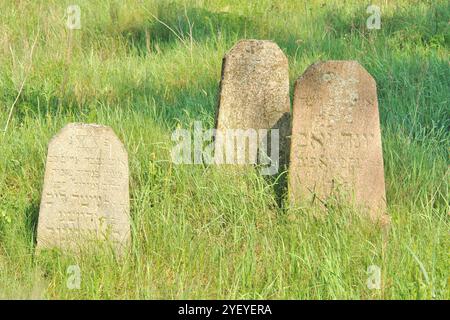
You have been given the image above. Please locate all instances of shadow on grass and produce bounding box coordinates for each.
[24,199,40,247]
[9,1,447,126]
[4,2,448,217]
[121,3,254,55]
[264,112,291,209]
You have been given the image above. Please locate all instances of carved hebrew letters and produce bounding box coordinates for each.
[37,123,130,253]
[289,61,387,220]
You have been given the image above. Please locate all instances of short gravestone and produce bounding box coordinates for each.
[36,123,131,253]
[289,61,388,222]
[214,39,290,172]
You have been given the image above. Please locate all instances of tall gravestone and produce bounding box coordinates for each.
[214,39,290,172]
[289,61,388,222]
[36,123,131,253]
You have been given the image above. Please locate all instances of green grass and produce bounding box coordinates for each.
[0,0,448,299]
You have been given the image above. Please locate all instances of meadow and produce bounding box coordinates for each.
[0,0,448,299]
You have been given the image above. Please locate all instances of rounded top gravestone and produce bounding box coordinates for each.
[36,123,131,254]
[216,39,290,131]
[214,40,291,170]
[289,61,389,224]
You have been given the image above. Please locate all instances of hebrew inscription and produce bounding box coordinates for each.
[289,61,387,220]
[37,123,130,253]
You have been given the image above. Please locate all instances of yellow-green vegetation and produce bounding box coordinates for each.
[0,0,448,299]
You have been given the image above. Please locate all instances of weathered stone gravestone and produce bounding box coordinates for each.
[214,39,290,175]
[289,61,388,222]
[36,123,130,253]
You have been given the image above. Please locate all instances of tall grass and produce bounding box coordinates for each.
[0,0,448,299]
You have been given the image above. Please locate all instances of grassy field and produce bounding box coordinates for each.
[0,0,448,299]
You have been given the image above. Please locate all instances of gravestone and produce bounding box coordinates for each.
[289,61,387,222]
[214,39,290,172]
[36,123,130,253]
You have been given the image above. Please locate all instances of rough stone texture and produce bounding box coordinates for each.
[289,61,387,221]
[36,123,130,253]
[215,39,291,167]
